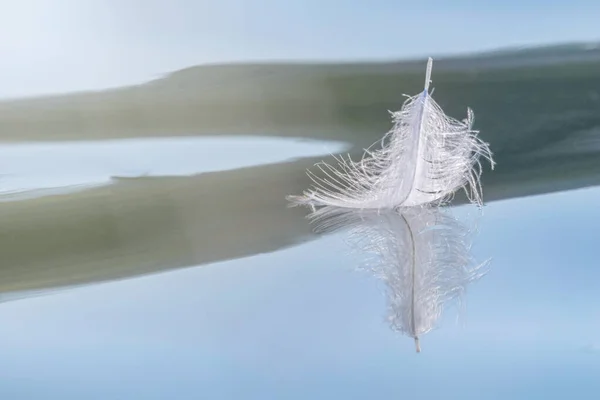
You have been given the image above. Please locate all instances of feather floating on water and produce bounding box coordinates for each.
[287,58,495,210]
[309,205,488,352]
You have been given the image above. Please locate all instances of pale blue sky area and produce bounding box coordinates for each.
[0,186,598,398]
[0,0,599,97]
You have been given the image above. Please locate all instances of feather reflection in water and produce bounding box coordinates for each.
[309,205,488,352]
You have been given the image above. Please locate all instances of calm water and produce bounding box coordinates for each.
[0,137,346,199]
[0,135,597,399]
[0,44,599,399]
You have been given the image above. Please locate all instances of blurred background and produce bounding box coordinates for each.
[0,1,599,399]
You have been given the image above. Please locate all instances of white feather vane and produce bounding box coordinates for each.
[287,58,495,210]
[308,205,488,353]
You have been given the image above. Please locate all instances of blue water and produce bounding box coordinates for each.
[0,136,346,200]
[0,184,598,399]
[0,42,599,399]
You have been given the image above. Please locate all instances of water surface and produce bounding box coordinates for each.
[0,45,599,399]
[0,136,345,198]
[0,186,598,399]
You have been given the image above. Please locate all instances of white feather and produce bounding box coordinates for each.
[309,205,488,352]
[287,58,495,210]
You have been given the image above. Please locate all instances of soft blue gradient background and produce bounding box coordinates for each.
[1,1,599,398]
[1,0,599,97]
[0,187,598,399]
